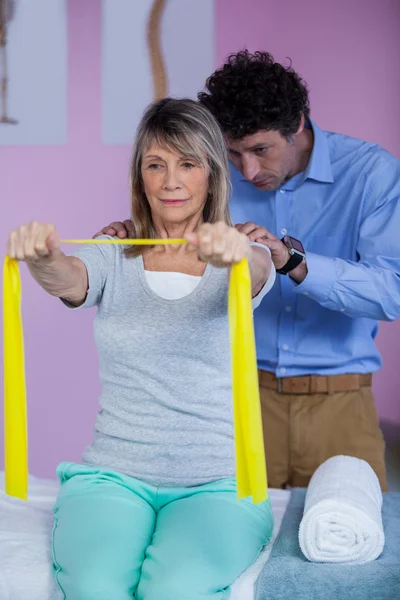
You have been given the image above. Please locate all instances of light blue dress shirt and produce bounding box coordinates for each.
[230,121,400,376]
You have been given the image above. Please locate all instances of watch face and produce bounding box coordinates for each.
[287,236,305,253]
[278,235,305,274]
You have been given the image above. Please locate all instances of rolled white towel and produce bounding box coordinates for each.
[298,455,384,564]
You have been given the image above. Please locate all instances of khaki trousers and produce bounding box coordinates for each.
[259,382,387,491]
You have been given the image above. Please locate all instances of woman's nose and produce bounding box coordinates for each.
[162,168,181,190]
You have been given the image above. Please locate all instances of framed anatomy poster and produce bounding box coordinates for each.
[0,0,67,145]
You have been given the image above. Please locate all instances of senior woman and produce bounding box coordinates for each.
[6,98,275,600]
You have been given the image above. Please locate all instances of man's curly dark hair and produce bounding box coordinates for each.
[198,50,310,140]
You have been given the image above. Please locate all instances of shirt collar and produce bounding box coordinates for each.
[304,119,334,184]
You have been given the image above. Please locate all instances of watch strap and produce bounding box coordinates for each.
[276,251,304,275]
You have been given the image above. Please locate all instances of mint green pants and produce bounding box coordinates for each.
[52,462,273,600]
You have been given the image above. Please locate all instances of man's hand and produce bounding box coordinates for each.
[235,222,289,269]
[93,220,135,239]
[235,222,308,283]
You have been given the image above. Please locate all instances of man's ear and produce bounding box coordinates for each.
[296,114,306,135]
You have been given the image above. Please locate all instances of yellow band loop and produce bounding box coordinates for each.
[3,239,267,503]
[3,256,28,501]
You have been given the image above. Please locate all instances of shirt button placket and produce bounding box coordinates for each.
[275,187,294,376]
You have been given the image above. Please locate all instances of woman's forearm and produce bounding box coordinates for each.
[27,254,88,305]
[7,222,89,305]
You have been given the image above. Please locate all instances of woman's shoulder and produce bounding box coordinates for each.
[92,234,134,261]
[67,235,137,272]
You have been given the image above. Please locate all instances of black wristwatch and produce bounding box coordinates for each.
[276,235,306,275]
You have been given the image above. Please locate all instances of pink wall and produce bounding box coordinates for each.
[1,0,399,478]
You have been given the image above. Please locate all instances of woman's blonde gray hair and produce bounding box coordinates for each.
[126,97,231,257]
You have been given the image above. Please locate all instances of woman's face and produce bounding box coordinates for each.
[141,143,210,227]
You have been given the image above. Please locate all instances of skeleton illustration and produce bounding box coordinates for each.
[147,0,168,100]
[0,0,17,124]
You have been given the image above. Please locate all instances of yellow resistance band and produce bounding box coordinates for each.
[3,238,267,503]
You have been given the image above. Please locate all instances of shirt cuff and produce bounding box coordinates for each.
[250,242,276,309]
[293,252,337,301]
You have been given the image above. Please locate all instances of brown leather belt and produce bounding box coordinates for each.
[258,370,372,395]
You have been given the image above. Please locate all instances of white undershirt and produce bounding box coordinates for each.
[144,243,276,308]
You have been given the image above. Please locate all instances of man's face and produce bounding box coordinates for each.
[226,130,297,192]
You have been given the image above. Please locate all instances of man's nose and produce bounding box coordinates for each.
[241,155,260,182]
